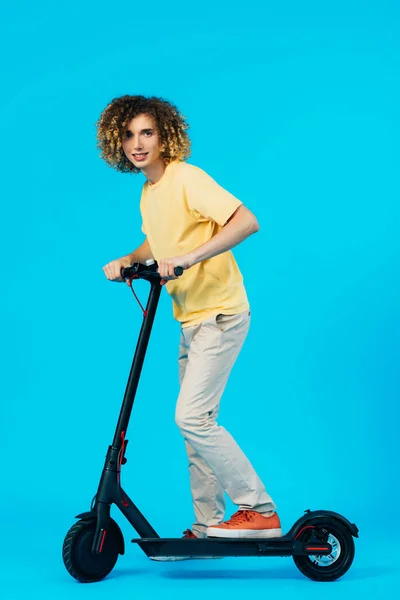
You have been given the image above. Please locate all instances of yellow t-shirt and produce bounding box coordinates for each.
[139,160,250,327]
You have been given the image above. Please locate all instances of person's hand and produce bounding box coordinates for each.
[103,256,132,285]
[158,255,193,286]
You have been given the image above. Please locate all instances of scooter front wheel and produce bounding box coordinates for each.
[62,518,121,583]
[293,518,355,581]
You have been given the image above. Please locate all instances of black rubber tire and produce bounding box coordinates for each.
[62,518,121,583]
[293,518,355,581]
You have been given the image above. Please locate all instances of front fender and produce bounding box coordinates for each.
[74,511,125,555]
[75,510,97,520]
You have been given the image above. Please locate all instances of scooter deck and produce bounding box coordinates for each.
[131,535,332,557]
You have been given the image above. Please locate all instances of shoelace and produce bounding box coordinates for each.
[225,510,256,525]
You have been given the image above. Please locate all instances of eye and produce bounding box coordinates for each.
[143,131,152,137]
[124,131,133,139]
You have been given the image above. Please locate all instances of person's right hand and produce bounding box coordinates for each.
[102,256,132,284]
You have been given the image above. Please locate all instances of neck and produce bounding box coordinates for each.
[141,158,166,185]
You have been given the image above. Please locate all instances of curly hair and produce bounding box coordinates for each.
[95,95,191,174]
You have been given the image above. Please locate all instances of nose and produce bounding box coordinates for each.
[133,135,144,151]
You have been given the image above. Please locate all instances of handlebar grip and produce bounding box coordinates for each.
[120,262,184,280]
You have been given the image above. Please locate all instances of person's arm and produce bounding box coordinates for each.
[126,237,154,264]
[187,204,259,266]
[157,204,259,284]
[103,237,154,283]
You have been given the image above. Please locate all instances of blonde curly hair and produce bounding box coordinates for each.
[95,95,191,173]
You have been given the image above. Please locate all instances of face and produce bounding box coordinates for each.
[121,113,163,169]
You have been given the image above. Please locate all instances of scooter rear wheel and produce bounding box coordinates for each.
[62,518,121,583]
[293,518,355,581]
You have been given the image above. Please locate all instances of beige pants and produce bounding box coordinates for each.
[176,310,276,538]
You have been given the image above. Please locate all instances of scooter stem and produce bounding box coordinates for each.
[112,279,162,446]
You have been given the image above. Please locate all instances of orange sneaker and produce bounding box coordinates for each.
[150,529,224,562]
[206,510,283,539]
[182,529,197,539]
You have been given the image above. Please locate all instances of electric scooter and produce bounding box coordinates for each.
[62,259,359,583]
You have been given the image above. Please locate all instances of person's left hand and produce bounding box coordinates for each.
[158,255,193,286]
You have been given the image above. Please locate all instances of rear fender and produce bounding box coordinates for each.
[288,509,359,539]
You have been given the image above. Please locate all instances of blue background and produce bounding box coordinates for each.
[1,0,399,598]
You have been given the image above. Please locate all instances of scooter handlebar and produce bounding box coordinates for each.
[121,260,183,281]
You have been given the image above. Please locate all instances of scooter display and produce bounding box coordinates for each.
[62,259,359,583]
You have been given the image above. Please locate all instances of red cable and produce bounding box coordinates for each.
[126,278,148,317]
